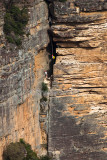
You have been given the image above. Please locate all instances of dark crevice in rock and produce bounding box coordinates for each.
[45,0,58,78]
[46,37,57,77]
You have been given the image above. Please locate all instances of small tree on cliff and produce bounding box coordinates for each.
[3,140,51,160]
[3,142,26,160]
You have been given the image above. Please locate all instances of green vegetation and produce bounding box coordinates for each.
[40,155,51,160]
[3,139,51,160]
[42,82,48,92]
[40,96,47,102]
[20,139,38,160]
[3,5,29,46]
[3,142,26,160]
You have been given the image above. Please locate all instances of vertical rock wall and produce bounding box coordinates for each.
[0,0,49,159]
[48,0,107,159]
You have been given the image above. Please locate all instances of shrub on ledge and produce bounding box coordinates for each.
[42,82,48,92]
[40,96,47,102]
[3,139,51,160]
[3,142,26,160]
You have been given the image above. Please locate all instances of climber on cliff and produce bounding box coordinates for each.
[45,71,48,79]
[52,54,55,60]
[52,54,56,64]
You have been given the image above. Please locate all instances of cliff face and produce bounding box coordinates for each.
[48,0,107,159]
[0,0,49,159]
[0,0,107,160]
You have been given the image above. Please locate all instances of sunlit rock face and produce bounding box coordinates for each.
[0,0,49,159]
[48,0,107,159]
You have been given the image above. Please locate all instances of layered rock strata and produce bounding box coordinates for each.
[48,0,107,160]
[0,0,49,159]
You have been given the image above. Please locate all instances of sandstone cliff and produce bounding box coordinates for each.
[48,0,107,159]
[0,0,49,159]
[0,0,107,160]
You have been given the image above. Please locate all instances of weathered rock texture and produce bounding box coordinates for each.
[0,0,49,159]
[48,0,107,159]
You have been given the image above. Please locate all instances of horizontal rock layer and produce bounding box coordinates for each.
[48,0,107,160]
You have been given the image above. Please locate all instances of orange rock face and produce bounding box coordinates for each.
[48,0,107,160]
[0,48,49,159]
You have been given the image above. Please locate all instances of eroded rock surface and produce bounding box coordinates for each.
[48,0,107,159]
[0,0,49,159]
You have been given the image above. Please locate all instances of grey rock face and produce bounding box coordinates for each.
[0,0,49,158]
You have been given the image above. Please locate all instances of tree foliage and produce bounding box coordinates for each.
[3,5,29,46]
[3,140,51,160]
